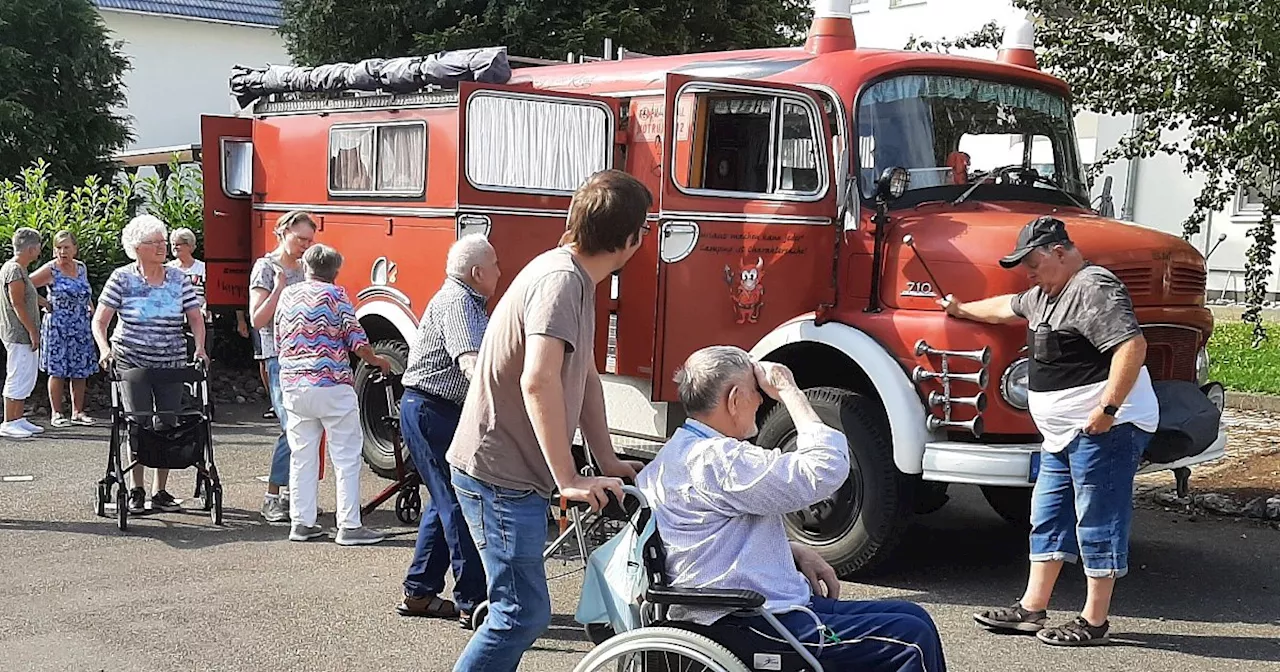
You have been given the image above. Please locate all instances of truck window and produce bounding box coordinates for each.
[465,94,611,193]
[222,139,252,198]
[676,91,824,197]
[329,122,426,196]
[856,74,1087,206]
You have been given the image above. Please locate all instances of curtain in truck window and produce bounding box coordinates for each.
[329,128,375,192]
[465,95,610,193]
[376,124,426,192]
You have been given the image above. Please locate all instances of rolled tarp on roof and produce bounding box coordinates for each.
[229,46,513,108]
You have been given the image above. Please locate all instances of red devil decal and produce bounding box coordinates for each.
[724,257,765,324]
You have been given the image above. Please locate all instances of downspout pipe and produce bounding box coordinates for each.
[1121,113,1143,221]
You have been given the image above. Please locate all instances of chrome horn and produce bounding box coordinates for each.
[912,366,989,389]
[925,415,985,437]
[928,390,987,412]
[915,339,992,366]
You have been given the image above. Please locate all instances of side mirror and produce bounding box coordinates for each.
[833,135,849,219]
[876,167,910,203]
[1097,175,1115,218]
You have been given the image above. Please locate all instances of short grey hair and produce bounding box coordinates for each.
[11,227,41,255]
[674,345,756,415]
[121,215,167,260]
[446,234,495,279]
[302,243,343,282]
[169,227,197,248]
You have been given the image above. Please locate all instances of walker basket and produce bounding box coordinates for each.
[129,415,207,470]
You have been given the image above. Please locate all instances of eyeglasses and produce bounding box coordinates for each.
[138,239,166,247]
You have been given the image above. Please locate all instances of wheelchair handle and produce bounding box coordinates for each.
[605,484,649,511]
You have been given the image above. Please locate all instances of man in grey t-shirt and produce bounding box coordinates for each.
[0,228,45,439]
[941,216,1156,647]
[248,211,315,522]
[446,171,651,672]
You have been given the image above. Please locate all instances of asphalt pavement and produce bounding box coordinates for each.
[0,405,1276,671]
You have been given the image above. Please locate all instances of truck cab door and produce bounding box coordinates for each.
[651,74,840,401]
[456,83,622,370]
[200,115,254,308]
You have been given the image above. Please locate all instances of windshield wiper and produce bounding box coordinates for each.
[951,164,1090,211]
[951,164,1022,206]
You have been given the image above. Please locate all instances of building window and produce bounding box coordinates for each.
[674,90,826,198]
[465,94,611,193]
[890,0,927,7]
[329,122,426,196]
[221,139,252,198]
[1234,166,1276,218]
[851,0,871,12]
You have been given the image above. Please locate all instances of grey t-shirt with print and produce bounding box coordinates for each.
[0,260,39,345]
[1010,263,1142,393]
[249,253,306,360]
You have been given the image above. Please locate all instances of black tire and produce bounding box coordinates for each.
[211,485,224,526]
[354,340,410,480]
[116,486,129,531]
[94,483,107,518]
[981,485,1033,530]
[755,387,912,577]
[201,477,215,512]
[396,487,422,525]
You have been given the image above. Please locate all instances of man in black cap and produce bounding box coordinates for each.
[939,215,1159,647]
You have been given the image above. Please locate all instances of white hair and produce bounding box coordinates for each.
[169,227,197,248]
[674,346,756,415]
[446,234,495,280]
[122,214,167,261]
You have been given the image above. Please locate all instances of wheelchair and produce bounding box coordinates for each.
[573,486,826,672]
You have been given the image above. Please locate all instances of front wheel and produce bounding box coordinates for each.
[354,340,410,480]
[981,485,1032,530]
[755,387,913,577]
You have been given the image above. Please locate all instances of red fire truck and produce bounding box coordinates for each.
[199,1,1227,575]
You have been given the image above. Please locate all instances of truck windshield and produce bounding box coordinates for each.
[857,74,1088,206]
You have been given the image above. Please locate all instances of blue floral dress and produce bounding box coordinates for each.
[40,261,98,379]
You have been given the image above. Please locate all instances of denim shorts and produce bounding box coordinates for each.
[1029,422,1152,578]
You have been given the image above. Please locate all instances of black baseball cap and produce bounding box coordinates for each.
[999,216,1072,269]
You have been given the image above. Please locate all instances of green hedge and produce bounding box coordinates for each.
[1207,321,1280,396]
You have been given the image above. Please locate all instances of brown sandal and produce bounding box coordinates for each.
[397,594,459,619]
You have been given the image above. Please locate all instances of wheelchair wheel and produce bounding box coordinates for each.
[116,486,129,531]
[395,487,422,525]
[469,600,489,631]
[573,626,750,672]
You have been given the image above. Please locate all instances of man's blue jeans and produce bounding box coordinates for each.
[400,389,486,612]
[265,357,290,487]
[735,597,947,672]
[451,467,551,672]
[1030,422,1152,578]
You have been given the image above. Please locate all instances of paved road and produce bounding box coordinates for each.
[1,405,1276,671]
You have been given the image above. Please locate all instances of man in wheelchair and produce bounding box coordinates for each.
[635,346,947,671]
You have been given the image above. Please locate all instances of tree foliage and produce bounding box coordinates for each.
[909,1,1280,342]
[0,0,132,186]
[280,0,814,66]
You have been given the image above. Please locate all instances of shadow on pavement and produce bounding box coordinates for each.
[0,507,287,549]
[1111,633,1280,662]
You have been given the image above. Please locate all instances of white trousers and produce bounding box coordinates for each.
[3,342,37,401]
[282,384,364,529]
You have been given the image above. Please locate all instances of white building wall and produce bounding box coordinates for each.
[99,10,291,150]
[849,0,1279,296]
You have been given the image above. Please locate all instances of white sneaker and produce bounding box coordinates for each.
[0,422,33,439]
[17,419,43,434]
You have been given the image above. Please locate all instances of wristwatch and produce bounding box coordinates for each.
[1102,404,1119,417]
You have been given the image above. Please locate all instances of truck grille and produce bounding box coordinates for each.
[1170,265,1207,295]
[1142,325,1200,381]
[1112,267,1153,296]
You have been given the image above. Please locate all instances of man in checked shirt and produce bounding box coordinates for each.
[395,234,499,627]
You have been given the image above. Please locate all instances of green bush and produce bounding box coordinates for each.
[0,159,134,292]
[1207,321,1280,396]
[135,157,204,254]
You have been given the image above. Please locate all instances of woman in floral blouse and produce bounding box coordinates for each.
[274,243,389,545]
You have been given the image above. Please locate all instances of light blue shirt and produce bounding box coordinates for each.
[635,418,850,624]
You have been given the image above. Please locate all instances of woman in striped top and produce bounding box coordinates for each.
[92,215,206,515]
[274,243,390,545]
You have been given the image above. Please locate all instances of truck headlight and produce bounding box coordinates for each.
[1000,357,1029,410]
[1196,347,1210,386]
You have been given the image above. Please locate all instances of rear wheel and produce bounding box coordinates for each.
[116,486,129,531]
[573,626,749,672]
[981,485,1033,530]
[355,340,410,480]
[756,387,913,577]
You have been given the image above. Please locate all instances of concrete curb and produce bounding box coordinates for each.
[1226,391,1280,413]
